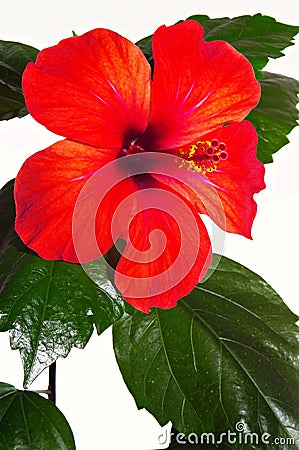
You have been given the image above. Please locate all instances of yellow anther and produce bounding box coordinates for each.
[177,139,228,175]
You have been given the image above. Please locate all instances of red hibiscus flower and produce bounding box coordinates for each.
[14,20,265,313]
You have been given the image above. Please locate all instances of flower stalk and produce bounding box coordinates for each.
[48,362,56,404]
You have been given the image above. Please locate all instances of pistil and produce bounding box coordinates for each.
[178,139,228,174]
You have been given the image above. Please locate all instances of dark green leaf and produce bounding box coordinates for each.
[247,72,299,163]
[0,180,125,387]
[135,34,154,71]
[0,84,28,120]
[0,40,39,120]
[83,257,125,335]
[0,249,96,388]
[113,255,299,450]
[0,41,39,92]
[0,179,16,251]
[0,382,75,449]
[136,14,299,79]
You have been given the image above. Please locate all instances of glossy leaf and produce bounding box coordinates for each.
[83,257,125,335]
[0,179,29,253]
[113,255,299,449]
[0,382,75,449]
[0,180,124,387]
[0,84,27,120]
[136,33,154,71]
[0,40,39,120]
[136,14,299,80]
[248,72,299,163]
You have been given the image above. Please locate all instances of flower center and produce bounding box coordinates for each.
[178,139,228,175]
[119,143,145,157]
[118,142,149,181]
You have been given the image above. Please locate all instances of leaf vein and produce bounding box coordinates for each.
[155,309,204,430]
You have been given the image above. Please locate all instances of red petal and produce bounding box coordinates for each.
[140,20,260,150]
[23,29,151,148]
[199,121,265,238]
[153,121,265,239]
[14,140,137,262]
[114,187,212,313]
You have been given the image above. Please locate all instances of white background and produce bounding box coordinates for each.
[0,1,298,449]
